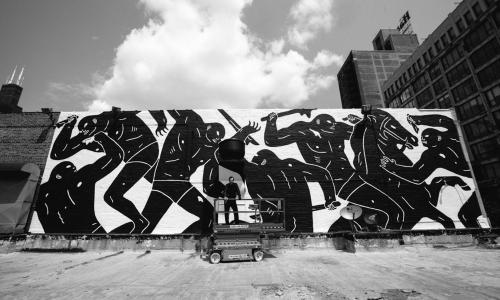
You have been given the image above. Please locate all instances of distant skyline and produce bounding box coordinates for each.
[0,0,458,111]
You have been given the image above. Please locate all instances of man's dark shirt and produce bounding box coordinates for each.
[225,182,241,199]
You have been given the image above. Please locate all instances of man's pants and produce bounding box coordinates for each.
[225,198,239,225]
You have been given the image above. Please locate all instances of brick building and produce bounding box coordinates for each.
[0,112,59,233]
[0,67,24,113]
[0,83,23,113]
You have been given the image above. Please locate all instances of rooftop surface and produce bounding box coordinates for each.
[1,247,499,299]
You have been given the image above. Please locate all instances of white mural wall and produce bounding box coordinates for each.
[29,108,489,234]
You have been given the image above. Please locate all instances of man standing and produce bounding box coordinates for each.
[224,176,241,225]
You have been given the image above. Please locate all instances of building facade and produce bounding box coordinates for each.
[0,67,25,113]
[337,30,419,108]
[0,83,23,113]
[383,0,500,226]
[0,109,491,235]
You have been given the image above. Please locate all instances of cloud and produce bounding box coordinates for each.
[45,81,97,111]
[90,0,341,110]
[45,72,108,111]
[313,50,344,68]
[87,99,112,111]
[287,0,335,49]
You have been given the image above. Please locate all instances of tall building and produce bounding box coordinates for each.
[383,0,500,225]
[337,29,419,108]
[0,67,24,113]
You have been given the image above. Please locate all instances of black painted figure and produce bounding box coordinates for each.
[381,114,471,183]
[224,176,240,224]
[50,111,167,233]
[340,109,456,230]
[264,111,407,229]
[247,150,338,232]
[458,190,482,227]
[428,176,481,227]
[264,112,355,184]
[37,132,122,233]
[132,110,229,234]
[428,176,471,203]
[381,114,481,227]
[204,147,338,232]
[332,175,477,232]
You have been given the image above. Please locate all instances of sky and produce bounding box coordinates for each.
[0,0,458,112]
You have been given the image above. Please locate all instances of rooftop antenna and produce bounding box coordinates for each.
[16,66,24,85]
[8,65,17,84]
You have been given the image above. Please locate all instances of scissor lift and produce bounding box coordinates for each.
[204,198,285,264]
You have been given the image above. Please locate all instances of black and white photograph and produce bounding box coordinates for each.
[1,0,499,299]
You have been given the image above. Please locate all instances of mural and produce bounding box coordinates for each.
[29,109,488,234]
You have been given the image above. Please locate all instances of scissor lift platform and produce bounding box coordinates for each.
[204,198,285,264]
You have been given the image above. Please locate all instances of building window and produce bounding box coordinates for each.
[428,48,435,58]
[463,116,491,140]
[422,101,437,108]
[402,72,408,82]
[423,52,430,64]
[416,88,434,107]
[395,96,403,106]
[456,19,466,33]
[417,58,423,69]
[471,138,499,161]
[478,58,500,87]
[494,110,500,127]
[437,93,452,108]
[484,0,495,7]
[485,83,500,108]
[447,28,457,41]
[463,19,495,51]
[402,99,416,108]
[441,45,465,70]
[494,9,500,27]
[400,87,412,102]
[412,74,429,93]
[464,11,474,26]
[441,34,450,47]
[456,96,485,120]
[470,38,500,69]
[477,162,500,181]
[390,97,399,108]
[412,63,419,73]
[408,67,414,78]
[472,2,483,17]
[433,77,447,96]
[452,77,478,102]
[429,62,442,80]
[446,61,471,87]
[434,40,442,52]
